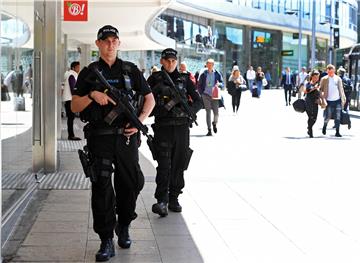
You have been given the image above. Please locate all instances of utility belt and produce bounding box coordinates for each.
[84,125,125,139]
[154,117,190,127]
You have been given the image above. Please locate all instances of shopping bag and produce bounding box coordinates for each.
[212,85,221,100]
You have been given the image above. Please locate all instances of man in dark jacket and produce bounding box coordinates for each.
[281,67,296,106]
[147,48,202,217]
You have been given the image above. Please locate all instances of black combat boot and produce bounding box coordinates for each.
[206,129,212,136]
[168,196,182,212]
[152,202,168,217]
[115,224,132,249]
[95,238,115,262]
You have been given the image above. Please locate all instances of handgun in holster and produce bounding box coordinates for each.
[78,145,97,183]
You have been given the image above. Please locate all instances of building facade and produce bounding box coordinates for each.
[150,0,358,85]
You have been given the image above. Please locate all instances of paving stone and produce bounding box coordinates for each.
[36,211,88,222]
[13,246,85,262]
[31,220,88,233]
[23,232,87,246]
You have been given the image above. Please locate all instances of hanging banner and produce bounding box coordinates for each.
[64,1,88,21]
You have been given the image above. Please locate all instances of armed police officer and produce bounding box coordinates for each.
[147,48,202,217]
[71,25,155,262]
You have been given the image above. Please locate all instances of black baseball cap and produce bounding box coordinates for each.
[161,48,177,60]
[97,25,119,40]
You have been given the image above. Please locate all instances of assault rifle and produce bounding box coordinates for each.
[90,66,157,160]
[161,70,198,126]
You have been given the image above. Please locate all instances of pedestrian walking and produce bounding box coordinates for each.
[281,67,295,105]
[197,58,224,136]
[320,64,346,137]
[228,65,246,113]
[304,70,320,138]
[246,65,255,92]
[255,66,265,98]
[63,61,81,140]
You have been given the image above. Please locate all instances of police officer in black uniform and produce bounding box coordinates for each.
[147,48,202,217]
[71,25,155,262]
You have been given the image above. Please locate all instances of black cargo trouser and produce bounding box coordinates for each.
[87,133,144,240]
[152,123,190,203]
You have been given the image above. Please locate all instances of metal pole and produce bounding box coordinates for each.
[298,0,302,74]
[311,0,316,68]
[329,0,333,64]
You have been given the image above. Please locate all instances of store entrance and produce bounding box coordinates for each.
[251,29,282,87]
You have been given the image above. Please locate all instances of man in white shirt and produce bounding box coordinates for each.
[246,65,255,92]
[297,66,308,98]
[63,61,81,140]
[319,64,346,137]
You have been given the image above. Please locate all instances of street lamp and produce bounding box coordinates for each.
[285,0,303,75]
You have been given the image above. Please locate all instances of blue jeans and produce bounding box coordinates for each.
[324,99,341,129]
[248,79,254,92]
[256,81,262,96]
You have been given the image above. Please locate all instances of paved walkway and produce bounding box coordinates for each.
[3,89,360,263]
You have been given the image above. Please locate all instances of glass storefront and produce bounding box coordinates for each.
[1,2,34,173]
[282,32,308,71]
[252,28,282,86]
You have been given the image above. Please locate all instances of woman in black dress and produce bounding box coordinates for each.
[228,66,246,113]
[304,70,320,138]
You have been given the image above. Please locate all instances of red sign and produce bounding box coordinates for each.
[64,1,88,21]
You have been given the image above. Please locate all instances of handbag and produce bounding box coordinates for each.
[293,98,306,113]
[212,85,221,100]
[340,110,350,125]
[262,78,268,87]
[239,84,248,91]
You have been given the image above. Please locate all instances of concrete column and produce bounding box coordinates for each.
[79,44,91,69]
[33,0,60,172]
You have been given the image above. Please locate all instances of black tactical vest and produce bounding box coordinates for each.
[80,60,143,127]
[151,71,189,120]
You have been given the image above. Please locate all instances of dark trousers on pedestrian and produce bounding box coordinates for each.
[284,85,292,105]
[305,98,318,131]
[88,133,144,240]
[231,90,242,113]
[65,100,75,138]
[152,123,189,203]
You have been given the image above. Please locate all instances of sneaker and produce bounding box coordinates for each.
[335,132,342,137]
[212,122,217,133]
[95,239,115,262]
[206,129,212,136]
[152,202,168,217]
